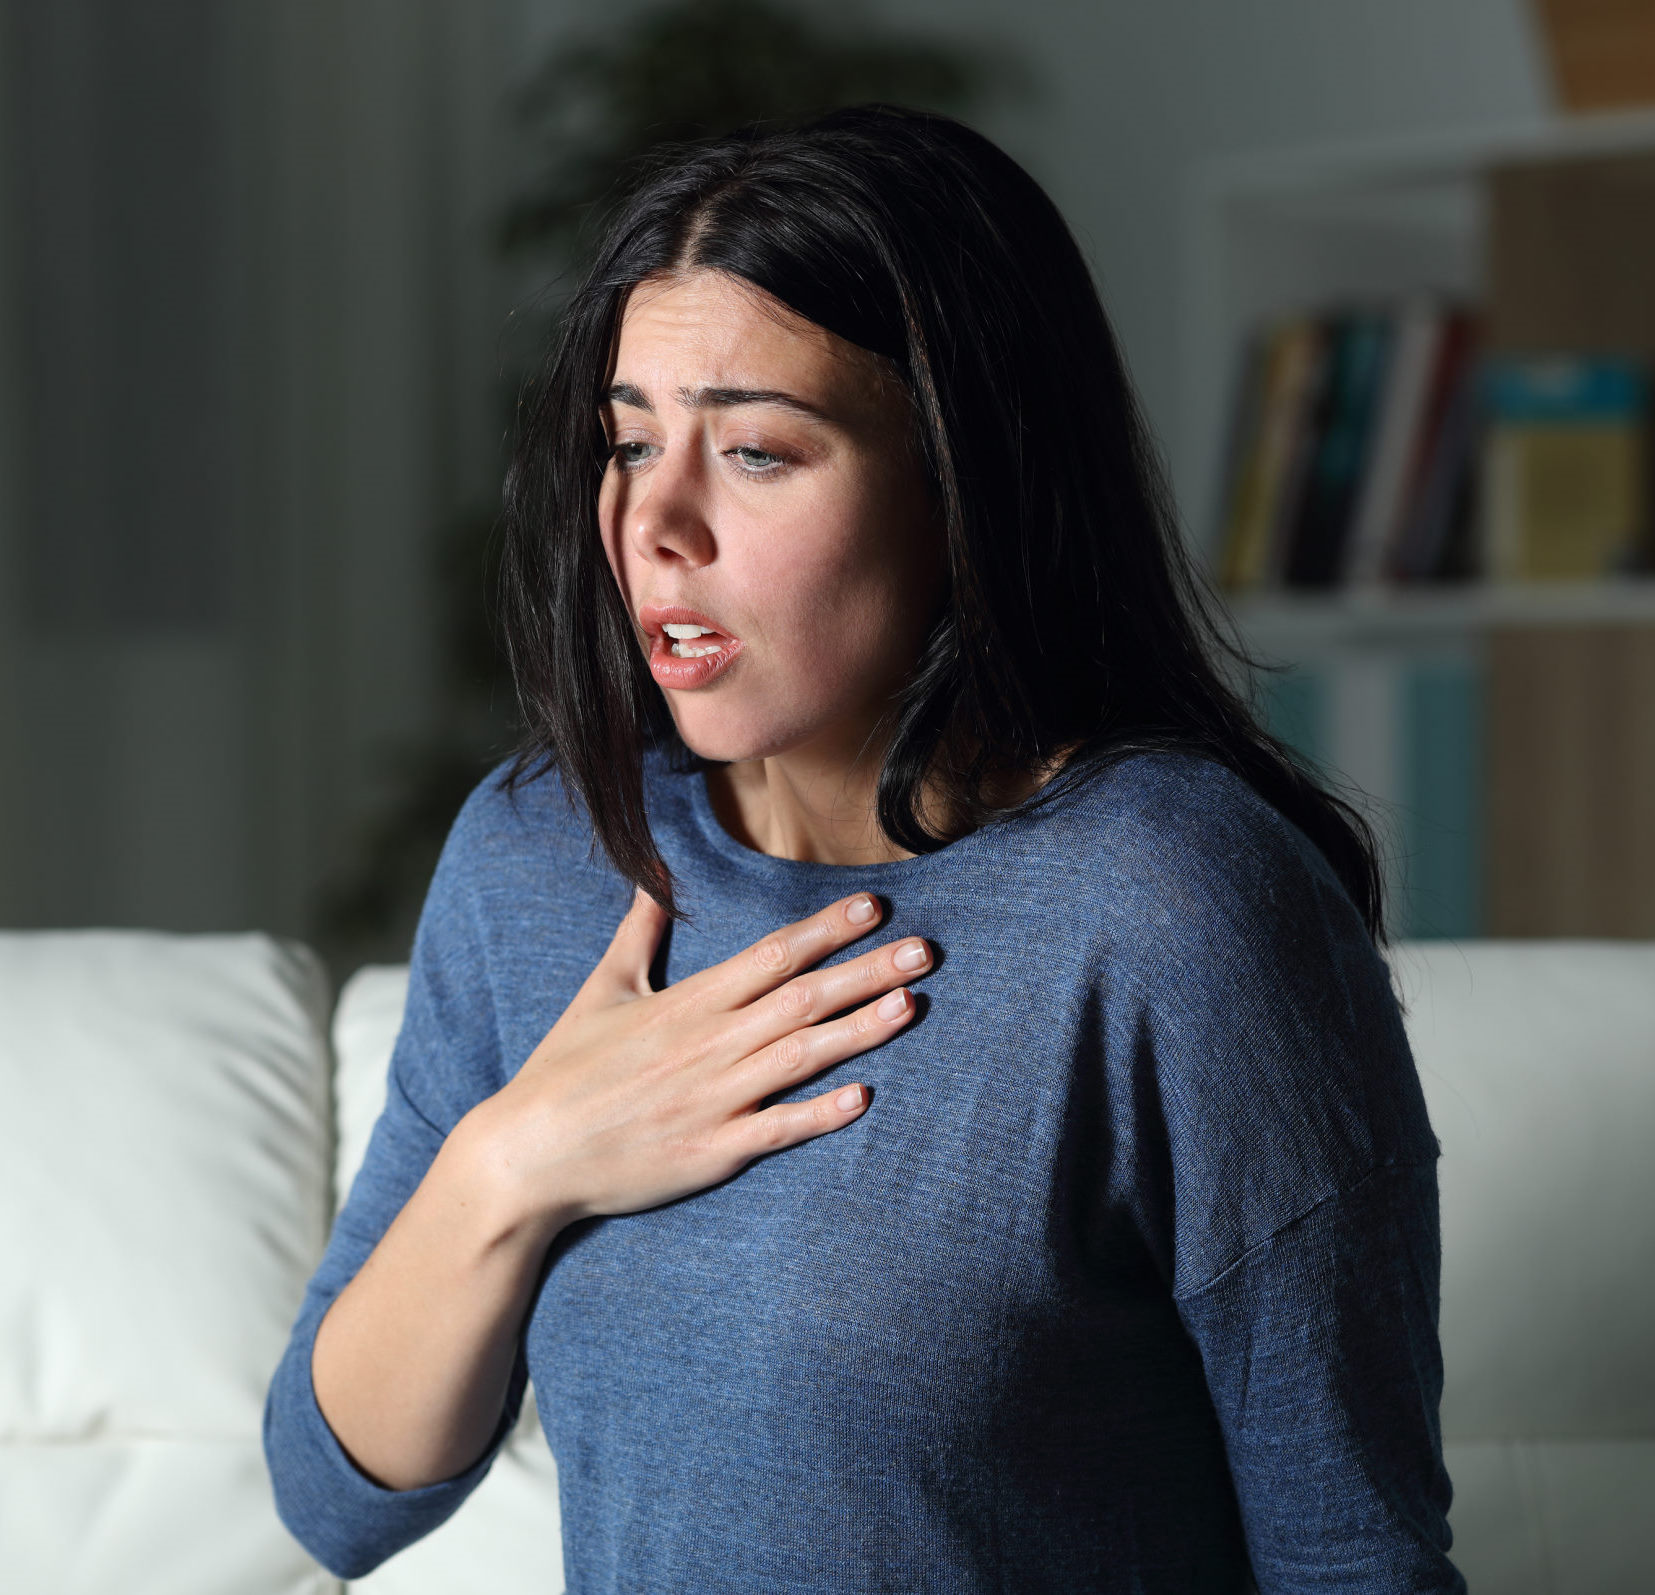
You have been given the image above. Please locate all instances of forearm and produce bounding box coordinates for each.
[311,1103,571,1491]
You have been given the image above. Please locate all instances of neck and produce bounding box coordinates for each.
[701,740,1078,866]
[705,749,916,866]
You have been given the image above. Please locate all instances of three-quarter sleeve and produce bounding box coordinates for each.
[1107,771,1466,1591]
[262,779,530,1578]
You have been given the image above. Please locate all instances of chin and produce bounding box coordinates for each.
[664,708,758,766]
[666,703,816,767]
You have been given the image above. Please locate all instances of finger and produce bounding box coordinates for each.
[673,891,885,1016]
[726,934,929,1062]
[731,984,914,1102]
[586,884,669,1001]
[727,1079,871,1166]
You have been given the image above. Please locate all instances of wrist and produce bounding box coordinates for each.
[444,1094,581,1256]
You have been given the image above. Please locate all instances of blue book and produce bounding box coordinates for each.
[1256,654,1481,941]
[1480,354,1650,580]
[1482,354,1646,422]
[1400,658,1482,939]
[1284,310,1394,588]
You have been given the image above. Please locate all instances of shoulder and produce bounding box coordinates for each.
[1064,746,1385,1046]
[1061,752,1436,1289]
[393,757,617,1129]
[407,756,605,1029]
[1054,748,1360,978]
[436,756,597,888]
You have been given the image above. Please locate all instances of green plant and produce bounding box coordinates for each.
[500,0,1009,260]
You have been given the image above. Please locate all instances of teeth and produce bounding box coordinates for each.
[663,623,715,638]
[670,641,724,658]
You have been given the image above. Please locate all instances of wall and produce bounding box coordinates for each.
[0,0,516,943]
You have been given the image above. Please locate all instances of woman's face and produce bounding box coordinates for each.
[598,268,945,768]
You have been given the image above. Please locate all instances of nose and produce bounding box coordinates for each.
[621,441,715,569]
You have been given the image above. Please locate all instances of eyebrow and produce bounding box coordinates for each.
[604,381,832,423]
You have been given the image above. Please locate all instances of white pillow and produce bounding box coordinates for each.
[1391,939,1655,1594]
[1390,938,1655,1440]
[330,964,411,1213]
[0,929,333,1440]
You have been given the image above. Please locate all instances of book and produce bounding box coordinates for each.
[1214,316,1328,591]
[1387,311,1483,582]
[1256,651,1484,939]
[1261,315,1339,587]
[1342,298,1449,589]
[1479,353,1650,582]
[1393,343,1484,582]
[1400,657,1482,938]
[1212,327,1271,587]
[1424,450,1483,582]
[1257,662,1327,774]
[1283,308,1394,588]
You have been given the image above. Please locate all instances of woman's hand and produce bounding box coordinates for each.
[468,887,927,1239]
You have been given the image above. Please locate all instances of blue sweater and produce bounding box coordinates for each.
[264,745,1464,1592]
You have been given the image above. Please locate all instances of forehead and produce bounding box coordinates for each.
[611,270,880,399]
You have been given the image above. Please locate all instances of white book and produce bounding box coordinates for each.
[1341,297,1445,589]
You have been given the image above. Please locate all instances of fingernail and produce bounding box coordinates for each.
[877,989,908,1021]
[836,1085,864,1111]
[846,895,876,924]
[893,939,927,971]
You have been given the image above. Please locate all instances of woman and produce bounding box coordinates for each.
[265,104,1464,1591]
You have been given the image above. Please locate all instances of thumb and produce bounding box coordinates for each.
[601,883,669,998]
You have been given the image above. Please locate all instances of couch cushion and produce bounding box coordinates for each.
[0,930,333,1438]
[0,930,335,1588]
[0,1438,340,1595]
[330,964,411,1214]
[1390,939,1655,1593]
[1389,939,1655,1441]
[1441,1438,1655,1595]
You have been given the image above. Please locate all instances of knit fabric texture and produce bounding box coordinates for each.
[263,745,1465,1592]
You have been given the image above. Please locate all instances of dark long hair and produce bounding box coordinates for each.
[499,104,1392,946]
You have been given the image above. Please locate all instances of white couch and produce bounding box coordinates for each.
[1,930,1652,1593]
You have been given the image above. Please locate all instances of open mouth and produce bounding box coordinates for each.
[662,623,728,658]
[643,613,744,691]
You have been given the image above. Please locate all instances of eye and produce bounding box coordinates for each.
[727,445,786,476]
[609,441,655,471]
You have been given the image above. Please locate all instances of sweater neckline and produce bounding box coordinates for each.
[679,762,982,883]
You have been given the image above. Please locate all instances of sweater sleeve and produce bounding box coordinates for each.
[1173,1164,1462,1592]
[1107,764,1465,1591]
[262,777,532,1579]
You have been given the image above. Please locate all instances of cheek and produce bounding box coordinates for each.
[759,502,925,682]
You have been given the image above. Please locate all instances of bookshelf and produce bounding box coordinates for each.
[1182,105,1655,560]
[1181,109,1655,940]
[1229,573,1655,651]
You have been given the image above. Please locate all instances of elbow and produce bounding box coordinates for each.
[262,1377,397,1580]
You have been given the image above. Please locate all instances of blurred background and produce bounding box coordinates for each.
[2,0,1651,980]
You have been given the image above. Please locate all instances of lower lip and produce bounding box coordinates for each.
[648,630,744,690]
